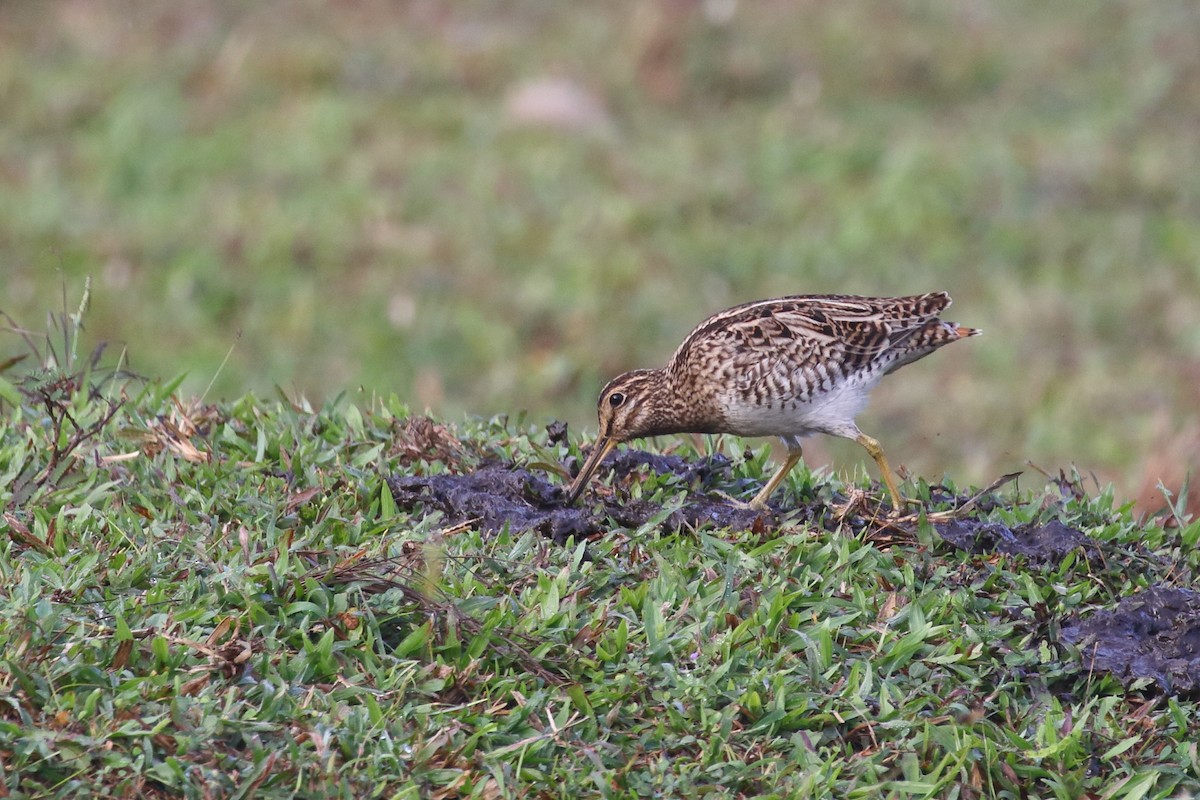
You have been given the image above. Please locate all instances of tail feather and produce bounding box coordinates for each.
[883,317,978,374]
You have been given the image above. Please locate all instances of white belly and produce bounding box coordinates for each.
[717,371,880,439]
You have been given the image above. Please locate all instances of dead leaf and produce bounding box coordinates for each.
[111,639,133,671]
[3,513,52,556]
[285,486,321,514]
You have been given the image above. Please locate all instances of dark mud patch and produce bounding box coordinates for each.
[560,448,753,499]
[387,453,777,543]
[388,465,596,544]
[936,519,1100,565]
[1061,587,1200,693]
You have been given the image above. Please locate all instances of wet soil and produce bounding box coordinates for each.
[935,518,1100,565]
[387,436,1200,693]
[935,520,1200,693]
[387,450,777,544]
[1060,587,1200,693]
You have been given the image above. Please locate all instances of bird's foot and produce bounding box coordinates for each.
[887,494,923,517]
[833,488,917,520]
[705,489,775,513]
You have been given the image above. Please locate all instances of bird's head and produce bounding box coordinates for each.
[593,369,666,442]
[564,369,666,504]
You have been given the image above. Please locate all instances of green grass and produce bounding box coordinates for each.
[5,5,1200,792]
[2,2,1200,505]
[2,350,1200,798]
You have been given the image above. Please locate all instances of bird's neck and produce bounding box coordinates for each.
[635,368,726,437]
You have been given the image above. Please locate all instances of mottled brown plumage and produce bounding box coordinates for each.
[565,292,979,510]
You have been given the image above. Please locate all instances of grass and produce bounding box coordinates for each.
[2,2,1200,506]
[2,332,1200,798]
[4,4,1200,792]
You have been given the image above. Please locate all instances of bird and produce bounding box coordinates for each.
[564,292,979,511]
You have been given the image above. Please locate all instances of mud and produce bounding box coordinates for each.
[581,449,739,494]
[387,451,776,543]
[1060,587,1200,693]
[935,519,1100,565]
[387,434,1200,696]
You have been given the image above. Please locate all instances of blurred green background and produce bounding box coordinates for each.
[3,1,1199,509]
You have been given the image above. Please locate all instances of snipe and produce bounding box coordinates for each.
[564,292,979,511]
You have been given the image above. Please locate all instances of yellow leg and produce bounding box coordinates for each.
[748,440,804,509]
[854,432,904,512]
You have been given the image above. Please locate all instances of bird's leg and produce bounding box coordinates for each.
[748,437,804,509]
[853,432,906,512]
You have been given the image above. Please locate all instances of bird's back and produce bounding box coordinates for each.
[665,293,976,436]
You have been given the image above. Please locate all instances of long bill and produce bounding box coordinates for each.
[563,436,618,505]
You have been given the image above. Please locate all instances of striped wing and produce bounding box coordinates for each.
[667,293,954,404]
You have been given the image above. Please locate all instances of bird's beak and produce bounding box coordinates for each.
[564,436,618,505]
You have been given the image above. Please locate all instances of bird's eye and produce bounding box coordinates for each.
[608,392,626,408]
